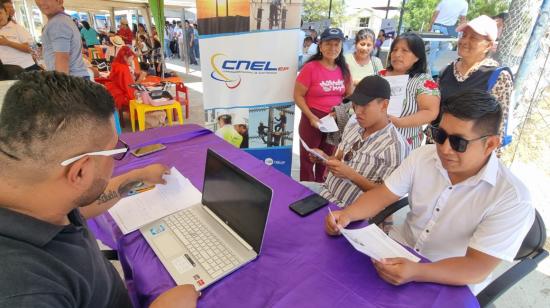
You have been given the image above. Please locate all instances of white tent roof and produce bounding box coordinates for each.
[63,0,195,10]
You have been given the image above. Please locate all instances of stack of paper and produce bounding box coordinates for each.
[109,167,202,234]
[382,74,409,117]
[341,224,420,262]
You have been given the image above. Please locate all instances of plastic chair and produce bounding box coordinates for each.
[133,57,141,75]
[113,110,122,134]
[175,82,190,119]
[477,210,548,307]
[129,99,184,132]
[368,197,409,225]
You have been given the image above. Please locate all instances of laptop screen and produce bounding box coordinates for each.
[201,149,272,254]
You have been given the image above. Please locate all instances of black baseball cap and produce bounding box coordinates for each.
[320,28,345,41]
[346,75,391,105]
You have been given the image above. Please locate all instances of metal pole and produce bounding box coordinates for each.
[328,0,332,19]
[397,0,406,35]
[109,7,116,32]
[511,0,550,107]
[385,0,390,19]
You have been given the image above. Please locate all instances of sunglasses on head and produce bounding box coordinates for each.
[429,126,491,153]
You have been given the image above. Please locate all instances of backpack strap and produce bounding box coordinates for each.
[487,66,513,91]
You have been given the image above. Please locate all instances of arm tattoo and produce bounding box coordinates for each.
[97,190,119,205]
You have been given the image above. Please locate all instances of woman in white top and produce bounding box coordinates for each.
[0,4,39,71]
[344,28,384,85]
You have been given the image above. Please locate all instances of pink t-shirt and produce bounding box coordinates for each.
[296,61,346,113]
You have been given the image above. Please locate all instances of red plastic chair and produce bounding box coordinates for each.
[174,83,190,119]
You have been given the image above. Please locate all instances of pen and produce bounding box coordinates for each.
[135,185,155,194]
[328,207,342,231]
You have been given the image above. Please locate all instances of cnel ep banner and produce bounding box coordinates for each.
[200,29,299,175]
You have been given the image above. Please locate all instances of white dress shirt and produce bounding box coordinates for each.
[0,21,35,69]
[385,145,534,294]
[435,0,468,26]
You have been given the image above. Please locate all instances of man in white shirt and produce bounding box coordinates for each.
[325,89,535,294]
[428,0,468,76]
[0,3,39,71]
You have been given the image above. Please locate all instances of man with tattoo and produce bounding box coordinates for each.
[0,72,199,307]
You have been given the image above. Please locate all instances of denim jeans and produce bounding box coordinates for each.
[164,39,172,57]
[428,24,457,76]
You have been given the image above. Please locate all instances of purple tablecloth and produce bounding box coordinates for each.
[88,125,479,308]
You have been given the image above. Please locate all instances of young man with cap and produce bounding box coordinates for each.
[35,0,88,77]
[325,89,534,295]
[311,75,410,209]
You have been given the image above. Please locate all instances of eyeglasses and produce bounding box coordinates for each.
[429,126,491,153]
[343,139,364,162]
[60,139,129,166]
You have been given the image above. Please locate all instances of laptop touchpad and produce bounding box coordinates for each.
[154,234,185,258]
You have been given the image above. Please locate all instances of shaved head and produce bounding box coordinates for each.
[0,72,115,182]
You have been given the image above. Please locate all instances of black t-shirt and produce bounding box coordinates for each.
[0,207,132,308]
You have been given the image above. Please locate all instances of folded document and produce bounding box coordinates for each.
[109,167,202,234]
[341,224,421,262]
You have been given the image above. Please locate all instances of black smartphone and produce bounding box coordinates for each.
[289,194,329,217]
[131,143,167,157]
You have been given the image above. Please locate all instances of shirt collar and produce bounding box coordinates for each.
[453,58,499,79]
[433,148,499,187]
[357,122,393,141]
[0,207,83,247]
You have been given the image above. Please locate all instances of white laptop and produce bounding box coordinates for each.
[140,149,273,290]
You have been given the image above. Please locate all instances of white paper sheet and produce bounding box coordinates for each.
[340,224,420,262]
[300,138,328,162]
[383,75,409,117]
[108,167,202,234]
[318,114,339,133]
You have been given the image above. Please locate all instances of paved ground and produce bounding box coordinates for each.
[119,60,550,307]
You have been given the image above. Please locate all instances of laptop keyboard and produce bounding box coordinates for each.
[165,210,241,279]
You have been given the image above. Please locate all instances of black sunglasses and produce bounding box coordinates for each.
[343,139,364,162]
[113,139,130,160]
[429,126,490,153]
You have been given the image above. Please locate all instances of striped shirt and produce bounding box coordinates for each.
[320,122,410,207]
[380,71,441,149]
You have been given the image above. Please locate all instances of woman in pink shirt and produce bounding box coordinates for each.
[294,28,352,182]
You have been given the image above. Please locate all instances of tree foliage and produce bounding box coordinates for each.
[403,0,439,32]
[403,0,510,32]
[302,0,347,27]
[467,0,510,20]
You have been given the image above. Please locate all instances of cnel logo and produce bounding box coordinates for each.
[210,53,289,89]
[264,157,285,166]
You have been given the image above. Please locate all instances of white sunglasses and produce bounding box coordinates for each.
[60,140,129,166]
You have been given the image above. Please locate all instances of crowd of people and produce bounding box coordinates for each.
[0,0,538,306]
[164,19,199,65]
[295,8,532,295]
[0,0,201,82]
